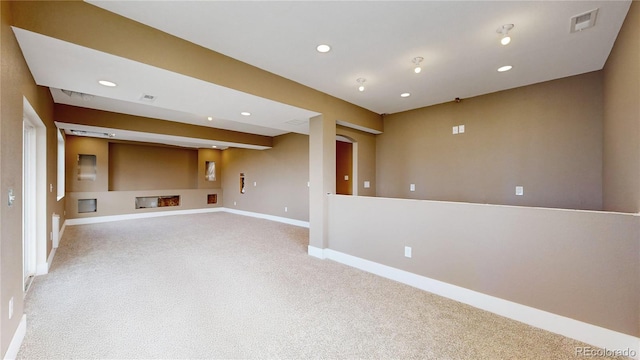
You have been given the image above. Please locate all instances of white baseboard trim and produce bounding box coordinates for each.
[3,314,26,360]
[58,222,66,245]
[307,245,326,259]
[35,246,56,276]
[322,248,639,359]
[62,207,310,228]
[223,208,310,228]
[64,207,225,226]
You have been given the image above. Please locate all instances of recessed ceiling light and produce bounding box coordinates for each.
[497,65,513,72]
[207,117,213,121]
[98,80,117,87]
[401,93,411,98]
[212,145,217,149]
[316,44,331,53]
[412,57,424,74]
[497,24,514,46]
[241,112,251,116]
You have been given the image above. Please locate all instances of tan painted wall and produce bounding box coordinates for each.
[328,195,639,337]
[377,72,604,211]
[222,133,310,222]
[0,2,63,357]
[65,189,222,219]
[65,137,224,219]
[603,1,640,213]
[109,142,198,191]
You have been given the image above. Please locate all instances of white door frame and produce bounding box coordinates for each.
[22,98,47,281]
[23,120,37,287]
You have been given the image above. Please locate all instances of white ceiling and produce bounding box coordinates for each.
[13,1,632,148]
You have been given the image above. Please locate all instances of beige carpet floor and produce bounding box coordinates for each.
[17,212,627,359]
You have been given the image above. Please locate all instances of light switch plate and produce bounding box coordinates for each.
[515,186,524,196]
[458,125,465,133]
[452,126,459,134]
[344,175,349,181]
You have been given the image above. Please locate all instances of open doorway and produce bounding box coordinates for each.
[22,98,47,291]
[336,135,357,195]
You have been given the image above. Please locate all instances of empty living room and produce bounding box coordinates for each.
[1,1,638,359]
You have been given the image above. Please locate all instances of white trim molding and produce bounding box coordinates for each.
[4,314,26,360]
[307,246,326,259]
[323,248,640,360]
[224,208,309,228]
[63,207,309,228]
[64,207,225,226]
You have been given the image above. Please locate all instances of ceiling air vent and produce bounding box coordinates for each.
[570,8,598,33]
[139,93,157,103]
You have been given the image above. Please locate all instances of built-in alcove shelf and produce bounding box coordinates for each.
[78,198,97,213]
[66,189,222,219]
[135,195,180,209]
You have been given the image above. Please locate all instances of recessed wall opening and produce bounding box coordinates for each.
[77,154,97,181]
[135,195,180,209]
[205,161,216,181]
[336,135,358,196]
[78,198,97,213]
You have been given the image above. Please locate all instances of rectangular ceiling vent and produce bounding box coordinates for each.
[139,93,157,103]
[570,8,598,33]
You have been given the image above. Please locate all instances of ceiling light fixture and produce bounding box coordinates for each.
[241,112,251,116]
[412,57,424,73]
[316,44,331,53]
[401,93,411,98]
[207,117,213,121]
[498,65,513,72]
[98,80,117,87]
[497,24,514,45]
[356,78,366,92]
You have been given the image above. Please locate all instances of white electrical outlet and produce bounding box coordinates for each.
[344,175,349,181]
[364,181,370,188]
[515,186,524,196]
[253,181,257,187]
[452,126,459,134]
[458,125,465,133]
[8,297,13,319]
[284,207,288,212]
[404,246,412,258]
[307,181,310,187]
[410,184,416,192]
[233,201,237,206]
